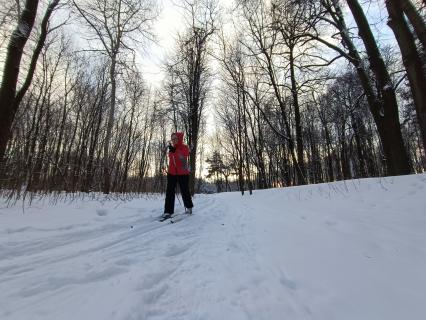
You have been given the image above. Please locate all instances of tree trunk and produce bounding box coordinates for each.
[386,0,426,153]
[351,114,367,177]
[394,0,426,51]
[346,0,411,175]
[237,85,245,195]
[324,125,334,181]
[339,123,351,179]
[121,98,136,193]
[289,44,306,184]
[189,107,199,196]
[242,85,253,194]
[0,0,40,161]
[83,101,102,192]
[103,56,117,194]
[14,0,60,111]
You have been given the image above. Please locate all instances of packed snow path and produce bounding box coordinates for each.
[1,174,426,320]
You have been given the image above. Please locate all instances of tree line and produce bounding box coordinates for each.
[0,0,425,199]
[207,0,426,193]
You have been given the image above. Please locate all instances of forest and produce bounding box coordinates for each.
[0,0,425,199]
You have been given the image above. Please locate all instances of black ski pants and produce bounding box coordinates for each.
[164,174,193,214]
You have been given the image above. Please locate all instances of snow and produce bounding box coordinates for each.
[1,174,426,320]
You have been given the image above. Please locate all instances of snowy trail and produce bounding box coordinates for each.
[1,174,426,319]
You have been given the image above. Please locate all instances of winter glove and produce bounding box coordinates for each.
[168,145,176,153]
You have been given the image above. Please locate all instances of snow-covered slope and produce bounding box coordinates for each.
[1,174,426,320]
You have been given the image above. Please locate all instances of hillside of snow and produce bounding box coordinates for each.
[1,174,426,320]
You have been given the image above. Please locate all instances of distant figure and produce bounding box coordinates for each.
[161,132,193,220]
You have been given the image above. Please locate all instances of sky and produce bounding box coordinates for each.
[7,0,396,91]
[135,0,398,89]
[136,0,235,90]
[0,0,400,86]
[137,0,187,88]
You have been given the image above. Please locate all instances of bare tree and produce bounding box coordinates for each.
[72,0,156,193]
[393,0,426,51]
[344,0,411,175]
[295,0,412,175]
[0,0,61,163]
[385,0,426,153]
[164,0,216,194]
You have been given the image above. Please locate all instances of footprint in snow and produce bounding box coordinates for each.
[325,220,338,227]
[96,209,108,216]
[280,275,298,291]
[163,242,194,257]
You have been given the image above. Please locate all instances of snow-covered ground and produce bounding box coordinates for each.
[1,174,426,320]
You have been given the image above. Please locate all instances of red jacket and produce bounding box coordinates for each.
[168,132,191,175]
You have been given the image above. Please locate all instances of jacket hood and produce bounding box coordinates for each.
[173,132,184,145]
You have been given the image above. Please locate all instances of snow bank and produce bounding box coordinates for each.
[1,174,425,320]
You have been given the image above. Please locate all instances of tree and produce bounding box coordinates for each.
[297,0,412,175]
[345,0,411,175]
[0,0,61,163]
[164,0,216,195]
[393,0,426,51]
[239,0,307,184]
[206,151,227,192]
[385,0,426,153]
[72,0,156,193]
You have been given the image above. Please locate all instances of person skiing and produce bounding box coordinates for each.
[161,132,194,220]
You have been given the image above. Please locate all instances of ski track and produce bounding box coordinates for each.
[0,196,225,320]
[1,175,426,319]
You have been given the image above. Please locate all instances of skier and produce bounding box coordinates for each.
[161,132,194,220]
